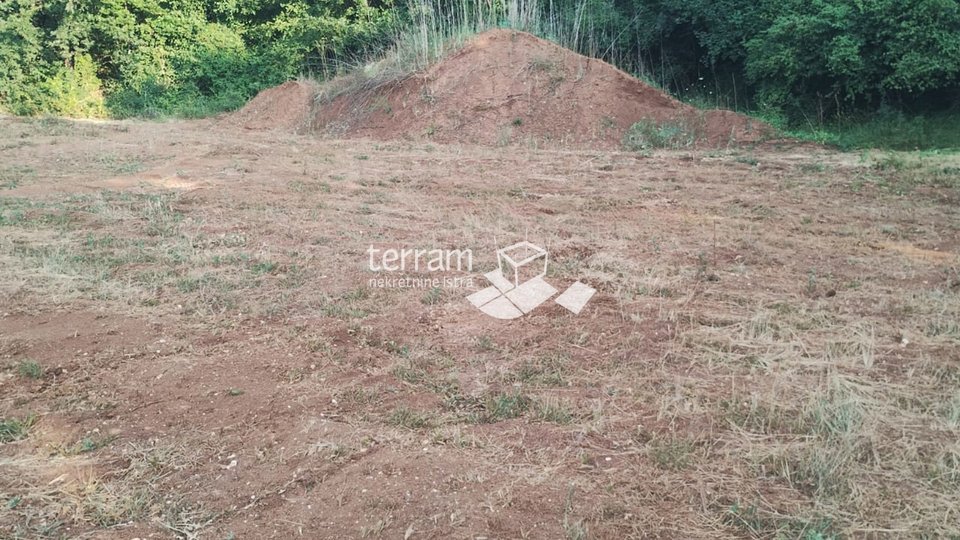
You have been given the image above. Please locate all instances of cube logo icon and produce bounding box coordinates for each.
[466,241,596,320]
[497,241,548,287]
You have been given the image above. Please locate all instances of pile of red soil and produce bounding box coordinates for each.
[234,30,770,148]
[228,80,316,132]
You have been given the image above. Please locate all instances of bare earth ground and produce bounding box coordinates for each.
[0,116,958,539]
[303,30,767,148]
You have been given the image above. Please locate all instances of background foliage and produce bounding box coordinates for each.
[1,0,958,147]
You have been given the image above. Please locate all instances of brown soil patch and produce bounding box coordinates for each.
[235,30,770,148]
[228,80,317,132]
[879,241,958,263]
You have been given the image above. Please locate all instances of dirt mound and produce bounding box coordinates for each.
[229,80,316,132]
[314,30,770,148]
[234,30,770,148]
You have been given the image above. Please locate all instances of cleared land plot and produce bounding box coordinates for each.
[1,116,959,538]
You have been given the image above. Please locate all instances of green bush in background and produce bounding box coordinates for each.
[0,0,397,118]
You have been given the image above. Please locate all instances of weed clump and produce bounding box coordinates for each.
[0,415,36,443]
[622,119,696,150]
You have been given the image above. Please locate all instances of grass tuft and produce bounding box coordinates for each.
[387,407,430,429]
[0,415,37,443]
[479,392,531,423]
[17,360,43,379]
[535,397,574,424]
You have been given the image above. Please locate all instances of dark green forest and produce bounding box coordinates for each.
[2,0,959,148]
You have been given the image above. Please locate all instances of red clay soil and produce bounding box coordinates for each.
[234,30,770,148]
[228,80,317,132]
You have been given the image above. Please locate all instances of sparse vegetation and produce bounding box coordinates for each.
[2,93,959,538]
[0,415,36,443]
[622,119,696,150]
[480,392,531,423]
[421,286,443,305]
[387,407,430,429]
[474,335,496,352]
[505,352,568,386]
[17,360,42,379]
[534,396,574,424]
[649,437,695,470]
[68,435,118,455]
[0,166,35,189]
[725,501,836,539]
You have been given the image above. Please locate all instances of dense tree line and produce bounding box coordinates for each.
[0,0,396,117]
[1,0,958,124]
[546,0,960,123]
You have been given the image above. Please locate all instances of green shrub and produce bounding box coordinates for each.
[46,54,107,118]
[0,0,53,115]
